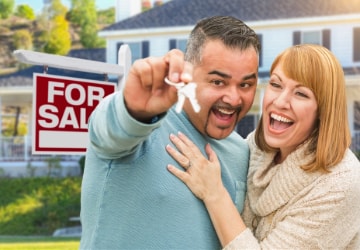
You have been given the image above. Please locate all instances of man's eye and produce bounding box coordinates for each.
[240,82,252,88]
[211,80,224,86]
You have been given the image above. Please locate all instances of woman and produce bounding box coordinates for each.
[166,44,360,249]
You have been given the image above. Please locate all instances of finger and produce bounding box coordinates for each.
[128,58,154,89]
[167,164,190,183]
[180,62,193,83]
[166,144,191,169]
[165,49,193,84]
[144,57,171,94]
[177,131,203,155]
[169,133,193,157]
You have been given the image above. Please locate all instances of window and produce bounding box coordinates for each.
[257,33,263,67]
[303,31,321,44]
[236,114,259,138]
[169,39,187,52]
[354,27,360,62]
[353,101,360,152]
[355,101,360,130]
[293,29,330,49]
[117,41,149,63]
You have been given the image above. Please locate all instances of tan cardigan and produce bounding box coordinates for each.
[225,132,360,249]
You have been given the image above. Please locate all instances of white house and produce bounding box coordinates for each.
[0,0,359,176]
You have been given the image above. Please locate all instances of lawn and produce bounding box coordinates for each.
[0,236,80,250]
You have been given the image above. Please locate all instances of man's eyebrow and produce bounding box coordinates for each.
[208,70,257,81]
[244,73,257,81]
[208,70,231,79]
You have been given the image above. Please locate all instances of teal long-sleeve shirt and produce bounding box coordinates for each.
[80,91,249,250]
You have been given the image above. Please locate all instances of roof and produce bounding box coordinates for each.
[103,0,360,31]
[0,48,117,87]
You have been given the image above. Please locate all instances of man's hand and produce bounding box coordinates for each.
[123,49,193,122]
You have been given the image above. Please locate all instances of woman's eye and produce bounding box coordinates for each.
[296,91,308,98]
[270,82,281,88]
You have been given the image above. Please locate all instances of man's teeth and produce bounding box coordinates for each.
[218,108,235,115]
[271,113,292,123]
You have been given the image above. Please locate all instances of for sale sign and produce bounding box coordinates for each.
[32,73,116,154]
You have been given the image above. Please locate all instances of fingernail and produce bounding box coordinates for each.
[181,73,192,82]
[170,73,180,82]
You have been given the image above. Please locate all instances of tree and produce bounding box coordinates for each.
[97,7,115,26]
[15,4,35,20]
[44,0,67,20]
[39,0,71,55]
[69,0,104,48]
[142,0,152,12]
[13,29,33,50]
[0,0,14,19]
[43,15,71,55]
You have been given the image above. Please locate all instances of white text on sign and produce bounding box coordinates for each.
[38,81,106,129]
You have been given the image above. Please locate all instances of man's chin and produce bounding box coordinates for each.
[206,127,234,140]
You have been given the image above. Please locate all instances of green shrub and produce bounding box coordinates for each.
[0,177,81,235]
[355,151,360,161]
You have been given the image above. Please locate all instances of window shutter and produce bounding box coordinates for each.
[293,31,301,45]
[354,27,360,62]
[236,115,256,138]
[142,41,149,58]
[169,39,177,50]
[322,29,331,50]
[257,34,263,67]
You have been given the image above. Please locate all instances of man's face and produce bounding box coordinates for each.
[184,40,259,139]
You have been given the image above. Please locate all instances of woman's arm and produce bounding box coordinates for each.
[166,132,360,249]
[166,132,247,247]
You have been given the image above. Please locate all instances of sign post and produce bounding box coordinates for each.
[13,45,131,155]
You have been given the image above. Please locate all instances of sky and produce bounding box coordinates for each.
[15,0,115,13]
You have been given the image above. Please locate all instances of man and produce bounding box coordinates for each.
[80,15,260,249]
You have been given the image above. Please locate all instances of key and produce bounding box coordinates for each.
[164,77,200,113]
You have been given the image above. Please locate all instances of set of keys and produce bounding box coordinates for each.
[164,77,201,113]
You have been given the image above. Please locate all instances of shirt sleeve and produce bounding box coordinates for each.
[88,91,164,159]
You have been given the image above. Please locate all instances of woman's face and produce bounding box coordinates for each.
[262,63,318,162]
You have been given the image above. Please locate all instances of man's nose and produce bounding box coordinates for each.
[222,86,243,106]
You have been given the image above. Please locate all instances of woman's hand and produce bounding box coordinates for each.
[166,132,226,203]
[166,132,247,247]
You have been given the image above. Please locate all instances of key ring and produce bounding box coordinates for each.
[164,77,200,113]
[164,77,185,88]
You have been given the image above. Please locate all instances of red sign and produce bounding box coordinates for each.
[32,73,116,154]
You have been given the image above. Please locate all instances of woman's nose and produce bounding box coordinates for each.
[273,91,291,109]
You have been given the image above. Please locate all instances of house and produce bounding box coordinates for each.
[0,0,360,176]
[99,0,360,149]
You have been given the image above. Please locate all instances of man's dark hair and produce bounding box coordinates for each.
[185,16,261,64]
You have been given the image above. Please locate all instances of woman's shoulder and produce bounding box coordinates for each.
[318,149,360,199]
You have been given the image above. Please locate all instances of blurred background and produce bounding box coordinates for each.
[0,0,359,249]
